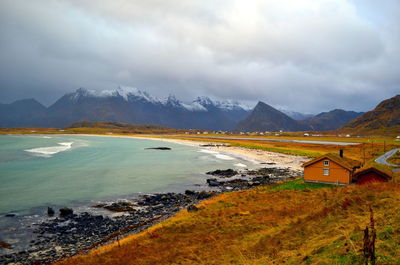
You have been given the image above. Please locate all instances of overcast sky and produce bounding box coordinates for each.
[0,0,399,113]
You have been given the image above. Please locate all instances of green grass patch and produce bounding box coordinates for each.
[272,178,335,190]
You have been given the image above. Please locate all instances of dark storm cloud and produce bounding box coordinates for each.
[0,0,399,113]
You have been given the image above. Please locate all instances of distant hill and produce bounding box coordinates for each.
[0,99,47,127]
[300,109,364,131]
[69,121,171,131]
[279,109,314,120]
[235,101,309,132]
[341,94,400,135]
[0,87,251,130]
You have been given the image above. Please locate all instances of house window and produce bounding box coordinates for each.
[323,168,330,176]
[323,160,330,166]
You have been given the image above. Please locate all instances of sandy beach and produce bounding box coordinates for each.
[66,134,310,171]
[124,135,310,171]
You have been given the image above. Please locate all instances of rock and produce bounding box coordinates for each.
[187,205,199,212]
[185,190,196,196]
[59,207,73,218]
[206,169,238,178]
[0,241,12,249]
[5,213,15,217]
[48,207,55,216]
[206,178,222,186]
[145,147,171,150]
[103,201,136,212]
[197,191,214,200]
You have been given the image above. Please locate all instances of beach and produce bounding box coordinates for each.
[0,134,308,264]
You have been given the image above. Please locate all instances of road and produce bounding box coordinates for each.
[177,136,360,146]
[375,148,400,167]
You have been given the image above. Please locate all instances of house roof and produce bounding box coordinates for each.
[302,153,362,171]
[354,167,393,180]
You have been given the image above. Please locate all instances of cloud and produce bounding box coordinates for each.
[0,0,398,113]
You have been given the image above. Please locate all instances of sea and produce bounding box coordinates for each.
[0,135,256,252]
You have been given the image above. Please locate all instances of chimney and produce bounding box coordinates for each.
[339,149,344,158]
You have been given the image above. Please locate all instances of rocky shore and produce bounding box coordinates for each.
[0,167,300,265]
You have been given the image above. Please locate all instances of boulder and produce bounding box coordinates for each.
[145,147,171,150]
[59,207,73,218]
[47,207,55,216]
[206,178,222,186]
[206,169,238,178]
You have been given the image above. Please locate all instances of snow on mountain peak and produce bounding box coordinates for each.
[68,86,161,103]
[194,96,214,106]
[215,100,252,111]
[67,87,249,112]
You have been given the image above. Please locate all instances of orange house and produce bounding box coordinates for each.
[302,152,362,185]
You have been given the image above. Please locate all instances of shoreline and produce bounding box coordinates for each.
[0,134,307,264]
[44,133,311,171]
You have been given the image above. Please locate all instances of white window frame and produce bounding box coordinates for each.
[323,168,330,176]
[323,160,330,166]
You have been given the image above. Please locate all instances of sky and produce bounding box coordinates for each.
[0,0,399,113]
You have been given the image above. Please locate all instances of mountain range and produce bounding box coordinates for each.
[234,102,364,132]
[0,86,371,131]
[0,87,250,130]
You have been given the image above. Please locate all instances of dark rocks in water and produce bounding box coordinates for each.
[5,214,15,217]
[59,207,73,218]
[185,190,196,196]
[103,201,136,212]
[260,162,276,165]
[206,178,222,187]
[206,169,238,178]
[145,147,171,150]
[0,241,12,249]
[47,207,55,216]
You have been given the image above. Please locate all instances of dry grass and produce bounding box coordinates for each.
[55,182,400,265]
[387,151,400,166]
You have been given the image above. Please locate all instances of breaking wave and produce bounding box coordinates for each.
[25,142,73,157]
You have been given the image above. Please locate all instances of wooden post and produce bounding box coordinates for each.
[363,206,376,265]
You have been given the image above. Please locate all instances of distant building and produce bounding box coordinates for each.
[302,150,362,185]
[354,167,392,185]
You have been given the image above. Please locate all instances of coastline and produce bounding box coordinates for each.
[0,134,308,264]
[58,134,310,171]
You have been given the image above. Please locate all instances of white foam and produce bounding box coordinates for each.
[199,149,235,160]
[198,149,219,154]
[234,163,247,168]
[25,142,73,157]
[42,136,52,139]
[215,154,235,160]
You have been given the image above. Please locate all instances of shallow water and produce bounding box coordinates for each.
[0,135,258,253]
[0,135,255,215]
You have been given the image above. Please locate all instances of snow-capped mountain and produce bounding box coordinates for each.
[1,87,251,130]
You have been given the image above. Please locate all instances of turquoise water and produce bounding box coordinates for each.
[0,135,251,215]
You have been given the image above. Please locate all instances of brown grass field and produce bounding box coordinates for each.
[55,182,400,265]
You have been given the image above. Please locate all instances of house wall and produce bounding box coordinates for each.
[304,159,351,184]
[356,172,388,185]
